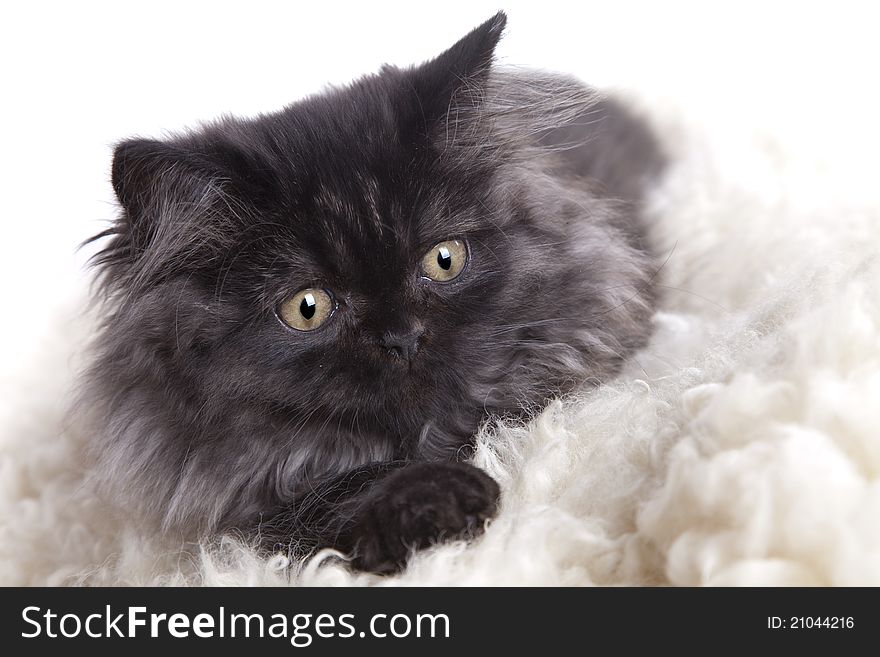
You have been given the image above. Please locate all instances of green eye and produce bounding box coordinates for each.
[277,288,335,331]
[421,239,468,282]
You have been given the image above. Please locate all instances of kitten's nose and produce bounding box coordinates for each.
[380,325,424,362]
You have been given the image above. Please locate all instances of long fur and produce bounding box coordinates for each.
[78,11,661,560]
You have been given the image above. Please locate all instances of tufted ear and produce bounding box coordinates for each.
[111,136,239,253]
[111,138,225,228]
[97,138,240,289]
[407,11,507,122]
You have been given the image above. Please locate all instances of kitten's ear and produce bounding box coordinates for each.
[110,138,235,255]
[102,138,236,287]
[112,138,221,223]
[409,11,507,119]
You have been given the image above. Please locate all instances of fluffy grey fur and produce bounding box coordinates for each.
[80,12,664,571]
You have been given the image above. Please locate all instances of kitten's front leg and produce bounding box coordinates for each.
[258,461,500,574]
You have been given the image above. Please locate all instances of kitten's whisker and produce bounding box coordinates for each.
[589,241,677,318]
[485,317,577,336]
[654,284,731,313]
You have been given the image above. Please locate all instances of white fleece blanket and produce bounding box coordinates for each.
[2,75,879,586]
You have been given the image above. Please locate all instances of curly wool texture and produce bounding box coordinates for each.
[1,91,879,586]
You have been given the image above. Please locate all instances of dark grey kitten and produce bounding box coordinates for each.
[83,12,664,573]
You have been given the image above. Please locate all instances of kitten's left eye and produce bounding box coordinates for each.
[276,288,335,331]
[421,239,468,282]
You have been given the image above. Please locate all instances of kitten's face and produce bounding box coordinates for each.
[211,121,512,441]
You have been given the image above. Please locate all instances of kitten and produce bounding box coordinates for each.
[84,12,664,573]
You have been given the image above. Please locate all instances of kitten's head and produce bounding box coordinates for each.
[88,12,655,526]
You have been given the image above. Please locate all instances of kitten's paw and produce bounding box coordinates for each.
[349,462,500,574]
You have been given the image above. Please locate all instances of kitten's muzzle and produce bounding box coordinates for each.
[379,325,425,363]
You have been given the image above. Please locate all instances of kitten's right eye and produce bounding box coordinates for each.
[276,288,335,331]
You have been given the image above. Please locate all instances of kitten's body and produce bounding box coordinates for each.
[84,13,664,572]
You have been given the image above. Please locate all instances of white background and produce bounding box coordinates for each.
[1,0,878,376]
